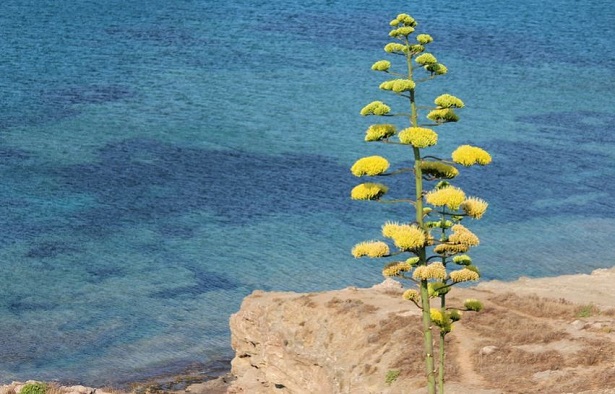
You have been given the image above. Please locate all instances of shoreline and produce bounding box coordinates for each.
[3,266,615,393]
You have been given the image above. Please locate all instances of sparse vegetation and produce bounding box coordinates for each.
[462,292,615,393]
[576,303,600,318]
[385,369,401,385]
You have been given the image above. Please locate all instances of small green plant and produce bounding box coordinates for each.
[350,10,492,394]
[20,382,47,394]
[385,369,401,385]
[576,303,599,318]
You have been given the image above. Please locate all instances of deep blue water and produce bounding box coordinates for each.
[1,0,614,386]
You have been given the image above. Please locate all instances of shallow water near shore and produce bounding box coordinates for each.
[0,0,614,386]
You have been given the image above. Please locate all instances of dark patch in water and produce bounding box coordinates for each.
[0,147,32,163]
[8,299,57,314]
[26,241,79,259]
[104,25,197,47]
[41,84,134,106]
[151,269,237,299]
[54,138,357,233]
[85,266,126,284]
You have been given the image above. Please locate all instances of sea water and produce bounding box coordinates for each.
[0,0,614,386]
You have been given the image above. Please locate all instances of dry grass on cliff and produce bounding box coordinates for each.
[456,291,615,394]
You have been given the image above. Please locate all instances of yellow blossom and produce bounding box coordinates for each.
[351,241,390,258]
[382,261,413,277]
[398,127,438,148]
[450,268,480,283]
[416,53,437,65]
[380,79,416,93]
[384,42,408,54]
[389,26,415,38]
[371,60,391,72]
[350,183,388,200]
[427,108,459,123]
[449,224,480,247]
[402,289,420,303]
[451,145,492,166]
[430,308,445,325]
[425,186,466,210]
[434,243,469,255]
[425,63,447,75]
[412,262,446,281]
[394,13,417,27]
[360,101,391,116]
[382,221,403,238]
[408,44,425,54]
[434,94,464,109]
[383,223,426,251]
[416,34,433,44]
[461,197,488,219]
[351,156,390,177]
[420,161,459,179]
[365,124,396,142]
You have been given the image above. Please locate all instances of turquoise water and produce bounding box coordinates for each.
[1,0,614,386]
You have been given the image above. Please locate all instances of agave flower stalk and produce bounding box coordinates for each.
[350,11,492,394]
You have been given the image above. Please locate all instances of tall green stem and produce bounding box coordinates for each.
[408,44,436,394]
[438,295,446,394]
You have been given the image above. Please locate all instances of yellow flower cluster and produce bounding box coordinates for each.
[460,197,488,219]
[408,44,425,54]
[351,241,390,258]
[434,243,469,255]
[427,108,459,123]
[425,63,447,75]
[449,268,480,283]
[389,26,415,38]
[425,185,466,210]
[451,145,492,166]
[381,221,402,238]
[382,261,413,277]
[380,79,416,93]
[384,42,408,54]
[398,127,438,148]
[434,94,464,109]
[430,308,445,325]
[371,60,391,72]
[415,53,437,65]
[416,34,433,44]
[390,13,417,27]
[449,224,480,246]
[420,161,459,179]
[351,183,388,200]
[430,308,453,332]
[402,288,420,303]
[364,124,396,142]
[382,222,426,251]
[360,101,391,116]
[412,262,446,281]
[351,155,390,177]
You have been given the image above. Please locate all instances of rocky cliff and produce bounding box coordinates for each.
[227,270,615,394]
